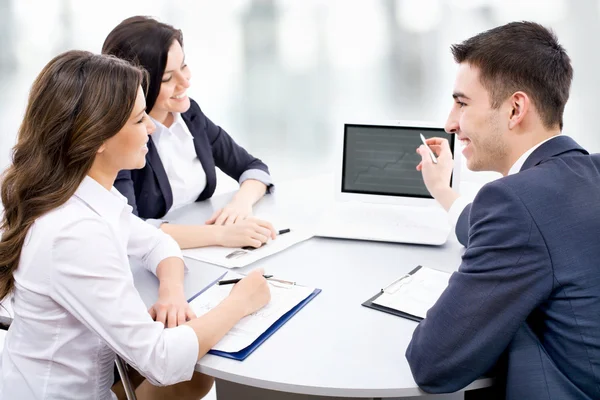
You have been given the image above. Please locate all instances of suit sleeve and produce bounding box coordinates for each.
[455,203,471,247]
[405,180,553,393]
[202,109,272,187]
[114,169,139,216]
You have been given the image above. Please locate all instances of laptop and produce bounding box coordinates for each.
[316,122,459,245]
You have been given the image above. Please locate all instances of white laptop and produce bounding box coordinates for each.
[316,121,460,246]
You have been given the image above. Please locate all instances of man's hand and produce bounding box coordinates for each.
[416,137,459,211]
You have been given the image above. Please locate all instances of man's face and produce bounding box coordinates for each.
[445,63,510,173]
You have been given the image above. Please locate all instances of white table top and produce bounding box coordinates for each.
[132,181,493,397]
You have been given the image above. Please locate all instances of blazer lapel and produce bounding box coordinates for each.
[520,136,588,172]
[146,136,173,211]
[182,109,217,198]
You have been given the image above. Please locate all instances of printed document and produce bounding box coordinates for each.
[373,267,451,319]
[182,220,313,268]
[190,272,315,352]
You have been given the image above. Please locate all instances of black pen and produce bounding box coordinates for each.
[241,228,291,250]
[218,274,273,286]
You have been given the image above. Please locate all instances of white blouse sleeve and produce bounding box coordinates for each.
[127,213,185,276]
[50,217,198,386]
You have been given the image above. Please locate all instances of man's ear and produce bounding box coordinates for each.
[508,91,530,129]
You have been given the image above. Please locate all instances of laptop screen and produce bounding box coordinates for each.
[342,124,455,199]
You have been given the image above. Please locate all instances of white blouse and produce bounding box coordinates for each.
[1,176,199,400]
[152,113,207,212]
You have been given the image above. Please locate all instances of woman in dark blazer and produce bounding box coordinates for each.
[103,16,276,249]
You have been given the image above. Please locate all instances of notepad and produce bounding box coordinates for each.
[189,272,321,358]
[182,224,313,268]
[362,266,451,321]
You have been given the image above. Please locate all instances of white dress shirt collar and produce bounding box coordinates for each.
[171,112,190,133]
[448,135,562,230]
[151,113,192,144]
[74,176,131,225]
[507,135,561,176]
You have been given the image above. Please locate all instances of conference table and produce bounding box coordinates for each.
[132,177,493,399]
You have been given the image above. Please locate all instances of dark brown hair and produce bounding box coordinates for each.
[0,50,144,300]
[102,16,183,113]
[451,21,573,130]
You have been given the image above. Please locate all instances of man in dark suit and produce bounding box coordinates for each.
[406,22,600,399]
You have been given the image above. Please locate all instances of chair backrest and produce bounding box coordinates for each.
[115,355,138,400]
[0,316,11,331]
[0,316,11,394]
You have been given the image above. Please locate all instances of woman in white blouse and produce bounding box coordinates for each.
[0,51,270,400]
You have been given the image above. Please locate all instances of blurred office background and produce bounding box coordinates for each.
[0,0,598,196]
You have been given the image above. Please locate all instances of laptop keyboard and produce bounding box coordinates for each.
[316,202,451,244]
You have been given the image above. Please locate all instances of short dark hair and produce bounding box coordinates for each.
[102,16,183,112]
[451,21,572,130]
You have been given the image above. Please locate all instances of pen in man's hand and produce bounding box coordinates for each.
[218,274,273,286]
[419,133,438,164]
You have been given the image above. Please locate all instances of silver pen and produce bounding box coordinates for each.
[267,277,296,286]
[226,228,292,259]
[419,133,438,164]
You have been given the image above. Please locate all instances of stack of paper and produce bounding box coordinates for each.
[372,267,451,319]
[182,225,313,268]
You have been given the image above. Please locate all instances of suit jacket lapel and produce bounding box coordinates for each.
[520,136,588,172]
[182,109,217,198]
[146,136,173,212]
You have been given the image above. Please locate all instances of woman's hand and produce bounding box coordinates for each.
[214,217,276,248]
[228,268,271,316]
[149,284,196,328]
[206,200,253,226]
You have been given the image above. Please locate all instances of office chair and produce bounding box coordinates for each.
[0,315,12,394]
[0,315,10,331]
[115,355,138,400]
[0,316,137,400]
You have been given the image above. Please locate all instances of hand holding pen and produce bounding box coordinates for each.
[241,228,291,250]
[419,133,438,164]
[215,217,276,249]
[226,228,292,259]
[417,135,451,170]
[227,268,272,316]
[416,136,456,206]
[219,274,296,286]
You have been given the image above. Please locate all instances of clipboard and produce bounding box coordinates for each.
[188,273,322,361]
[362,292,423,322]
[361,266,424,322]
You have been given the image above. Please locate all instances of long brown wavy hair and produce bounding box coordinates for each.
[0,50,145,300]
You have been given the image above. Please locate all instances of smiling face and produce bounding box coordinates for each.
[97,86,155,172]
[445,63,510,173]
[149,39,191,123]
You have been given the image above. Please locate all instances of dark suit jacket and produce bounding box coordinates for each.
[406,136,600,399]
[115,99,271,219]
